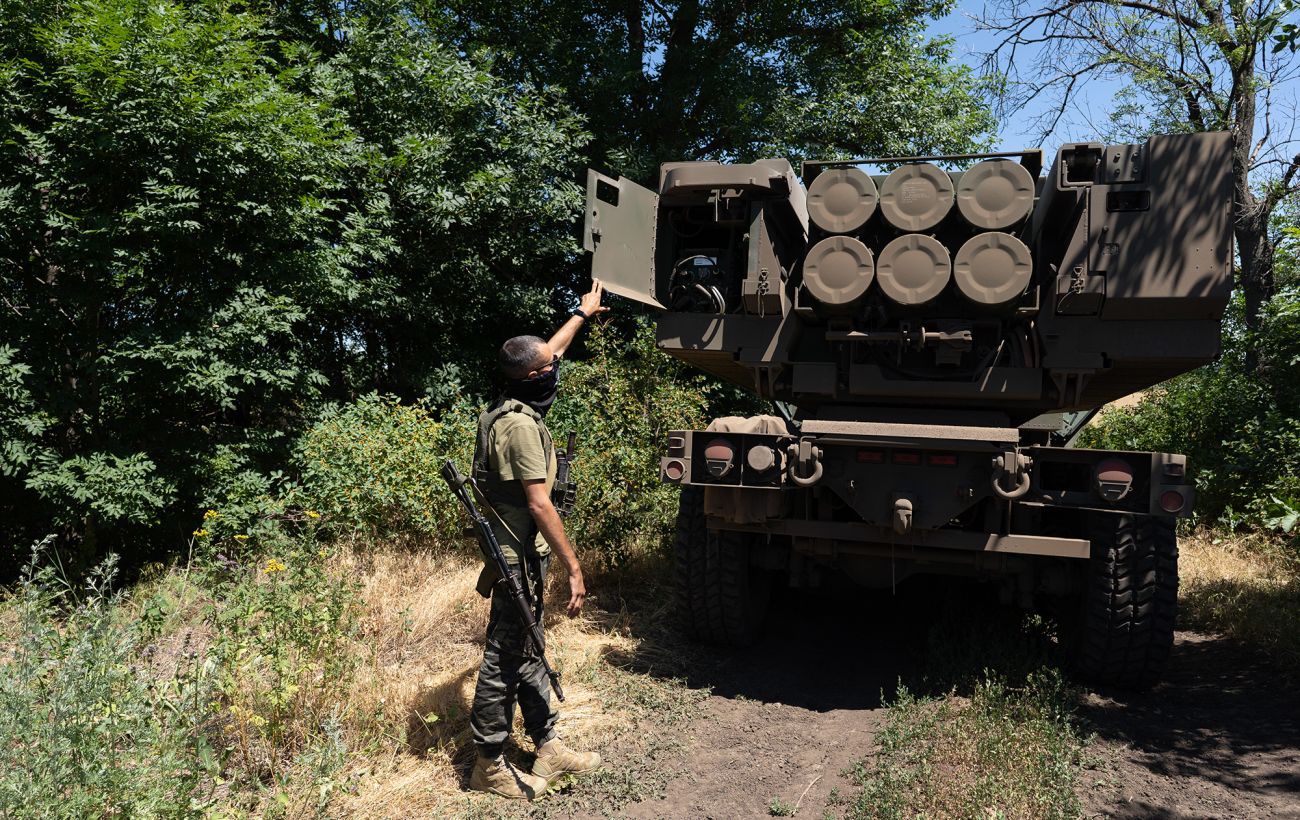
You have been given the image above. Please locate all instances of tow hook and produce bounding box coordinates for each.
[991,450,1033,499]
[788,439,824,487]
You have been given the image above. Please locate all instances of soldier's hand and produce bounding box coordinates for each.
[566,571,586,617]
[579,279,611,318]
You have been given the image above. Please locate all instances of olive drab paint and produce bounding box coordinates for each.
[583,133,1232,687]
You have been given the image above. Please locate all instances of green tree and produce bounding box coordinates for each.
[0,0,585,563]
[422,0,995,183]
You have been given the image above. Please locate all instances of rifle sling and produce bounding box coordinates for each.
[469,479,539,609]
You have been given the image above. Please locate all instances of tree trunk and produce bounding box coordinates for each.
[1229,54,1273,366]
[1235,199,1274,351]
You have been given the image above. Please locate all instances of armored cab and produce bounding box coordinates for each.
[584,133,1234,688]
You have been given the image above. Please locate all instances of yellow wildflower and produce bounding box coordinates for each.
[203,509,219,521]
[233,534,249,542]
[264,558,286,574]
[305,510,321,519]
[192,528,209,538]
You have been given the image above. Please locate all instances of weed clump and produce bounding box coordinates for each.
[838,598,1088,820]
[847,669,1086,820]
[0,543,218,816]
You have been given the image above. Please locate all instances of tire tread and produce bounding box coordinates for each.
[1076,513,1178,688]
[672,487,766,645]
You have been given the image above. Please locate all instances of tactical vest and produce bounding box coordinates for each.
[472,398,554,491]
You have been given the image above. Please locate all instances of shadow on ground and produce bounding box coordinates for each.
[595,567,1300,817]
[1082,631,1300,817]
[600,573,1046,711]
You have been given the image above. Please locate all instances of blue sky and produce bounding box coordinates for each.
[926,1,1129,149]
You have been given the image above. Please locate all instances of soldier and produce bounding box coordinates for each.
[467,279,609,800]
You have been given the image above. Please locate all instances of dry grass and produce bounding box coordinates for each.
[0,537,705,817]
[319,544,704,817]
[1178,530,1300,677]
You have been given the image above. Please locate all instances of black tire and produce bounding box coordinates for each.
[1072,513,1178,689]
[673,487,771,646]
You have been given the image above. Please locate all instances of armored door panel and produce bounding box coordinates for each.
[1091,132,1233,319]
[584,170,664,308]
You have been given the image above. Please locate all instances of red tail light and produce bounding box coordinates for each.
[702,438,736,478]
[1160,490,1186,514]
[927,453,958,467]
[892,451,921,465]
[856,449,884,463]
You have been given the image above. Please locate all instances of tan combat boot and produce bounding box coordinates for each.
[469,754,549,800]
[531,737,602,780]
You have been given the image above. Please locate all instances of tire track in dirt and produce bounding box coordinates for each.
[585,584,917,819]
[577,584,1300,819]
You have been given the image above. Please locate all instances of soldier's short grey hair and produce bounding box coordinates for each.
[499,335,548,379]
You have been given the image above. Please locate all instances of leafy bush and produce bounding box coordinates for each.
[536,321,713,566]
[203,523,359,782]
[0,543,217,816]
[0,0,586,564]
[295,394,476,546]
[291,321,724,567]
[1081,288,1300,534]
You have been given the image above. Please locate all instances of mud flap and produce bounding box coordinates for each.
[584,169,664,308]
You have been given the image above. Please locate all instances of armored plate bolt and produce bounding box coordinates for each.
[892,496,914,535]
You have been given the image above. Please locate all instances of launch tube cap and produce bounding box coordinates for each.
[807,167,878,234]
[802,236,875,307]
[876,234,951,305]
[953,232,1033,305]
[879,163,954,232]
[956,159,1035,230]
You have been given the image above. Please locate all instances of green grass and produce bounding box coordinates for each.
[833,598,1088,820]
[844,669,1087,820]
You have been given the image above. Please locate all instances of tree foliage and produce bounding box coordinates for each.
[425,0,994,183]
[0,0,996,565]
[0,0,586,562]
[1082,288,1300,533]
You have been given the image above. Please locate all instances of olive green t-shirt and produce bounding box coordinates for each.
[481,411,555,563]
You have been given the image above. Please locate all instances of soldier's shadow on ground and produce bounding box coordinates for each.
[403,665,482,787]
[599,573,1037,711]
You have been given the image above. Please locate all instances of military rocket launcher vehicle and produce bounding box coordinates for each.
[583,133,1233,687]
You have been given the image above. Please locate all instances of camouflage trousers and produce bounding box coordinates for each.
[470,555,558,758]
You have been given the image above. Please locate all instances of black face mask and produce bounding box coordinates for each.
[504,357,560,416]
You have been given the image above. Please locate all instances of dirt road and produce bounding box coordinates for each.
[1082,631,1300,818]
[583,583,1300,819]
